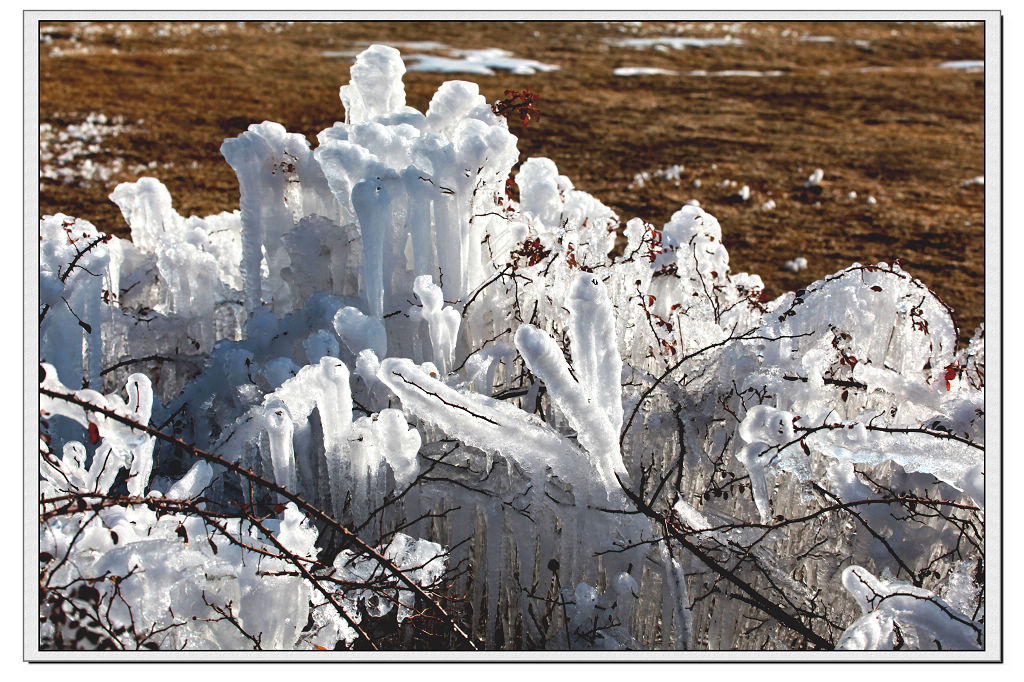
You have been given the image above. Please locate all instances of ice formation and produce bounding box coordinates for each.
[837,566,982,650]
[37,44,986,653]
[628,164,685,188]
[783,256,808,272]
[804,168,824,187]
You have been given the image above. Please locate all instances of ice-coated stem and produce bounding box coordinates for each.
[513,273,627,494]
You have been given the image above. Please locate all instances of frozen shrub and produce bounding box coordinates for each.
[37,45,985,653]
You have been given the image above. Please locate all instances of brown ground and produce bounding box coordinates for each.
[37,19,987,342]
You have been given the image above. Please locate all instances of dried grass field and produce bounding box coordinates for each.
[36,19,987,340]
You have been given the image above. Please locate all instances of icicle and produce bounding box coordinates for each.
[400,166,439,280]
[660,544,693,650]
[352,174,397,319]
[264,399,297,492]
[412,275,461,375]
[485,503,502,646]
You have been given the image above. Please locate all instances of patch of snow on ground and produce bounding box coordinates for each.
[617,67,783,78]
[606,21,757,36]
[322,50,364,58]
[628,164,685,189]
[686,69,784,78]
[48,44,100,58]
[40,113,154,189]
[406,56,494,76]
[938,60,984,71]
[388,41,451,51]
[961,176,984,187]
[615,36,742,49]
[614,67,678,77]
[45,21,232,57]
[405,48,558,75]
[153,22,229,38]
[800,35,837,42]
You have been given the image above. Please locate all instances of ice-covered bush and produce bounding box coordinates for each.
[37,44,985,653]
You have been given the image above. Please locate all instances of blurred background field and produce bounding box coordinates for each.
[36,18,986,340]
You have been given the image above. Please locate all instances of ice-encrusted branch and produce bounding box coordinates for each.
[514,273,626,493]
[617,475,835,650]
[38,381,477,650]
[838,565,982,650]
[620,328,815,447]
[377,357,583,486]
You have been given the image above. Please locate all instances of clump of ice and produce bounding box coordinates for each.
[339,44,409,124]
[332,533,447,623]
[783,257,808,272]
[628,164,685,188]
[803,168,824,187]
[672,499,711,531]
